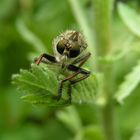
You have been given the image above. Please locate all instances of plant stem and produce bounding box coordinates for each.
[69,0,119,139]
[92,0,119,140]
[100,96,119,140]
[93,0,113,57]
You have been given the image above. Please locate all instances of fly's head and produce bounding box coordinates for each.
[53,30,87,62]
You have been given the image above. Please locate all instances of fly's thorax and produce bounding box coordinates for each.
[52,30,87,63]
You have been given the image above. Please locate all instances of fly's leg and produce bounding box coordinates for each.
[66,65,91,103]
[54,81,63,101]
[67,83,72,103]
[67,69,90,103]
[34,53,91,103]
[34,53,57,65]
[71,52,91,67]
[69,65,90,84]
[67,65,91,81]
[54,65,90,103]
[53,71,80,101]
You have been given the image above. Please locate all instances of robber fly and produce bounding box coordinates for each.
[34,30,91,103]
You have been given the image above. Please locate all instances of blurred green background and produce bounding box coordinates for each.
[0,0,140,140]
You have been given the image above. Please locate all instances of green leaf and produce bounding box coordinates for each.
[74,125,103,140]
[118,87,140,139]
[115,59,140,104]
[56,106,82,133]
[80,125,103,140]
[16,19,47,53]
[57,106,103,140]
[118,2,140,37]
[131,127,140,140]
[12,64,97,107]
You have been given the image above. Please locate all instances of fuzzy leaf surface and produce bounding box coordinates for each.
[118,2,140,37]
[12,64,96,107]
[115,60,140,103]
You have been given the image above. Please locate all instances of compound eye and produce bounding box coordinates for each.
[69,48,80,58]
[56,40,65,55]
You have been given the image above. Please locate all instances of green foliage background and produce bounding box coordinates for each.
[0,0,140,140]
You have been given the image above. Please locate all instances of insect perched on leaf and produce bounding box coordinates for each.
[34,30,91,103]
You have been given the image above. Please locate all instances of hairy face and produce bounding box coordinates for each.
[53,31,87,61]
[56,39,80,58]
